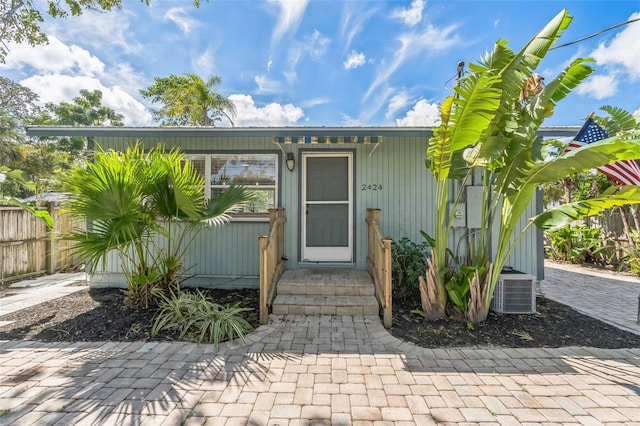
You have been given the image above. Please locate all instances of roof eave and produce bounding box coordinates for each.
[25,125,583,138]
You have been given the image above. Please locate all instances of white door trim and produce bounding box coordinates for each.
[301,152,353,262]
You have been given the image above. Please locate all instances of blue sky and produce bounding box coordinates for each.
[2,0,639,127]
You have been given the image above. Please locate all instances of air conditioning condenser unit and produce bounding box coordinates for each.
[490,273,536,314]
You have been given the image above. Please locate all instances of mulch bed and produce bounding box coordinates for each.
[0,287,260,343]
[1,285,640,348]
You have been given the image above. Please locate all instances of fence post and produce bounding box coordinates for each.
[45,202,56,275]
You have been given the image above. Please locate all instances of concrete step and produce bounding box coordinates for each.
[277,280,375,296]
[272,294,379,316]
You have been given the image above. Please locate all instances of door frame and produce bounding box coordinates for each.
[300,151,354,262]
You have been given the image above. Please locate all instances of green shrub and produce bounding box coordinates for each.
[391,237,430,302]
[152,290,254,347]
[623,229,640,276]
[123,254,184,309]
[546,225,612,266]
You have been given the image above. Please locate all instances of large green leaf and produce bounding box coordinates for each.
[476,10,578,180]
[449,71,502,153]
[494,58,596,193]
[532,185,640,231]
[496,9,572,107]
[517,136,640,187]
[426,96,454,180]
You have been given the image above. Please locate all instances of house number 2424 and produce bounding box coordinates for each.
[361,184,382,191]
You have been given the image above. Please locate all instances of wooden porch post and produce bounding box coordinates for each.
[259,236,268,325]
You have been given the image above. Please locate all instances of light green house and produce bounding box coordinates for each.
[27,126,579,290]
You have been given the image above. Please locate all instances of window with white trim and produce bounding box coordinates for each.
[187,153,278,216]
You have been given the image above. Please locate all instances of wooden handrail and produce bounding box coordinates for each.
[259,208,286,324]
[366,208,393,327]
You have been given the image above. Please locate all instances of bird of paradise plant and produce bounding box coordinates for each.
[424,9,640,323]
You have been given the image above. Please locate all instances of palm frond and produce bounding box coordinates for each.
[596,105,638,134]
[202,184,254,226]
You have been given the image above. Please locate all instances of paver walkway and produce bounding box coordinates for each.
[0,273,87,328]
[0,266,639,425]
[543,261,640,335]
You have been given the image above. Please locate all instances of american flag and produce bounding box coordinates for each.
[566,117,640,186]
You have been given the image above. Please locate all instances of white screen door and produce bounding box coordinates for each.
[302,152,353,262]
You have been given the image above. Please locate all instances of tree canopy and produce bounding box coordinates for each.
[0,0,207,62]
[140,73,236,127]
[0,76,40,118]
[1,82,125,198]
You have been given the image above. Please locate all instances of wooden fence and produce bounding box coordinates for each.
[0,203,85,284]
[258,208,286,324]
[583,208,640,240]
[366,208,393,328]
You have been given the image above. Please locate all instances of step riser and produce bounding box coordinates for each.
[272,293,379,316]
[278,284,374,296]
[272,305,379,316]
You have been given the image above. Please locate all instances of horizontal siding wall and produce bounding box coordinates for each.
[94,134,539,285]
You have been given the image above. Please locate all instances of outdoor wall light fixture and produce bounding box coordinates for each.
[286,152,295,172]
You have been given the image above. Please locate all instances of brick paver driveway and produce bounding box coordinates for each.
[1,314,640,425]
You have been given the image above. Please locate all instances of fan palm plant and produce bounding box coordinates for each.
[63,143,253,308]
[425,9,640,322]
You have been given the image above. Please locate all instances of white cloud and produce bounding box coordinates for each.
[590,12,640,80]
[3,36,151,125]
[340,4,377,51]
[283,71,297,85]
[255,75,284,94]
[365,23,460,101]
[356,86,395,124]
[44,9,143,55]
[101,63,147,92]
[301,98,330,108]
[304,29,330,61]
[192,48,216,76]
[1,36,104,76]
[386,91,413,119]
[164,7,201,34]
[340,114,361,126]
[395,99,440,126]
[269,0,309,46]
[576,74,618,100]
[391,0,425,27]
[20,75,152,125]
[229,94,304,126]
[344,51,366,70]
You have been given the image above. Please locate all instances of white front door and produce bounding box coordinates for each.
[302,152,353,262]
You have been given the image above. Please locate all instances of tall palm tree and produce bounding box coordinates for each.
[183,73,236,126]
[141,73,236,127]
